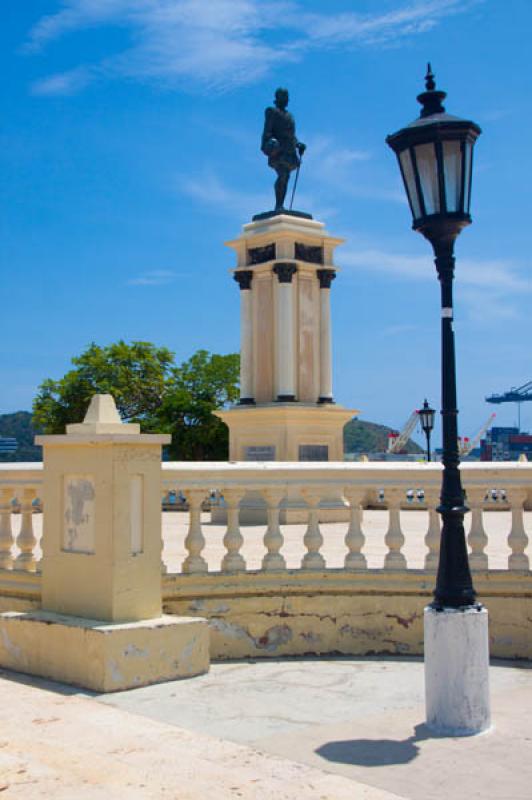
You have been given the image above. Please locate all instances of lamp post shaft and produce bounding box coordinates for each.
[432,237,476,609]
[425,430,432,462]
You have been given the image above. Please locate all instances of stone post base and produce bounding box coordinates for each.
[424,605,490,735]
[0,611,209,693]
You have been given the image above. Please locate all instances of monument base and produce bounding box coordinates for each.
[0,611,209,693]
[252,208,313,221]
[424,605,491,735]
[216,402,355,463]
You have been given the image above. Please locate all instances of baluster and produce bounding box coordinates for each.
[160,489,168,574]
[384,489,407,569]
[15,487,37,572]
[182,489,208,574]
[0,487,14,569]
[343,488,367,569]
[507,489,529,571]
[301,490,325,570]
[424,489,441,570]
[466,487,489,570]
[262,489,286,571]
[221,489,245,572]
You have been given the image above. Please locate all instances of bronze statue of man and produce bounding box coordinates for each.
[261,88,306,212]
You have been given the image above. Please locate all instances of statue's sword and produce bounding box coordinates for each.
[289,152,303,210]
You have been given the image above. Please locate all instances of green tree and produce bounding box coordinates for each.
[33,341,174,434]
[32,341,240,460]
[150,350,240,460]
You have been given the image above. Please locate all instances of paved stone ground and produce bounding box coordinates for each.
[100,656,532,800]
[7,511,531,798]
[0,668,405,800]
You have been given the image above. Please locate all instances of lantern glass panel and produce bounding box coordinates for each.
[463,141,473,213]
[414,143,440,215]
[399,149,421,218]
[419,408,435,430]
[442,140,462,212]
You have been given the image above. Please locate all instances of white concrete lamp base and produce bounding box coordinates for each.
[424,605,491,736]
[0,611,209,693]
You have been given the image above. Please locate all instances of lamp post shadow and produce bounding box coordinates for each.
[315,723,450,768]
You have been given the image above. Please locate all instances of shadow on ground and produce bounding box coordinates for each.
[316,724,450,767]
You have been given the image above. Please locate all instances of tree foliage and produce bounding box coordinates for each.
[32,342,239,460]
[148,350,240,460]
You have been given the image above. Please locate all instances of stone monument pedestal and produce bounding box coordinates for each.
[217,402,353,463]
[216,212,358,524]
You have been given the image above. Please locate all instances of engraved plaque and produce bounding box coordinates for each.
[299,445,329,462]
[63,474,95,553]
[245,445,276,461]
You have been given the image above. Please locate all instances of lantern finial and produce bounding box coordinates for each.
[417,63,446,118]
[425,63,436,91]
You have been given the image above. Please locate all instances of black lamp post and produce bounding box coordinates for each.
[386,65,481,609]
[419,399,435,462]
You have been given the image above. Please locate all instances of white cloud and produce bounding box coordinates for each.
[31,66,92,96]
[24,0,481,95]
[178,169,336,221]
[128,269,181,286]
[180,171,270,217]
[340,244,531,321]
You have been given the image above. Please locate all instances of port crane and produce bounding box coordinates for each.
[486,380,532,429]
[458,413,496,456]
[388,410,419,453]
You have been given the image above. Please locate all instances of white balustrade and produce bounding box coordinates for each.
[466,487,489,570]
[0,487,14,569]
[262,489,286,571]
[222,489,246,572]
[182,489,208,574]
[507,489,530,571]
[301,489,325,570]
[15,487,37,572]
[343,488,367,569]
[384,489,407,569]
[1,461,529,584]
[424,489,441,570]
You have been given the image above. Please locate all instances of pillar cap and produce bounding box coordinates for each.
[66,394,140,435]
[35,394,171,445]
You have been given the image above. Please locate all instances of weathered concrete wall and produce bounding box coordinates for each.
[163,571,532,661]
[1,569,530,662]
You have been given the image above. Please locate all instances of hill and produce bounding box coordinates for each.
[344,418,423,455]
[0,412,42,462]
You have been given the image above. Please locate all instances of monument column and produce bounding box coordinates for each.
[273,262,297,401]
[234,270,254,404]
[317,269,336,403]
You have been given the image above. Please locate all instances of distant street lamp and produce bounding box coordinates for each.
[419,399,435,462]
[386,66,490,735]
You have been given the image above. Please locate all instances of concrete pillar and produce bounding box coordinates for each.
[273,262,297,401]
[424,605,491,735]
[317,269,336,403]
[38,394,170,622]
[234,270,254,404]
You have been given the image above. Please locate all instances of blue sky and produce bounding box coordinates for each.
[2,0,532,446]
